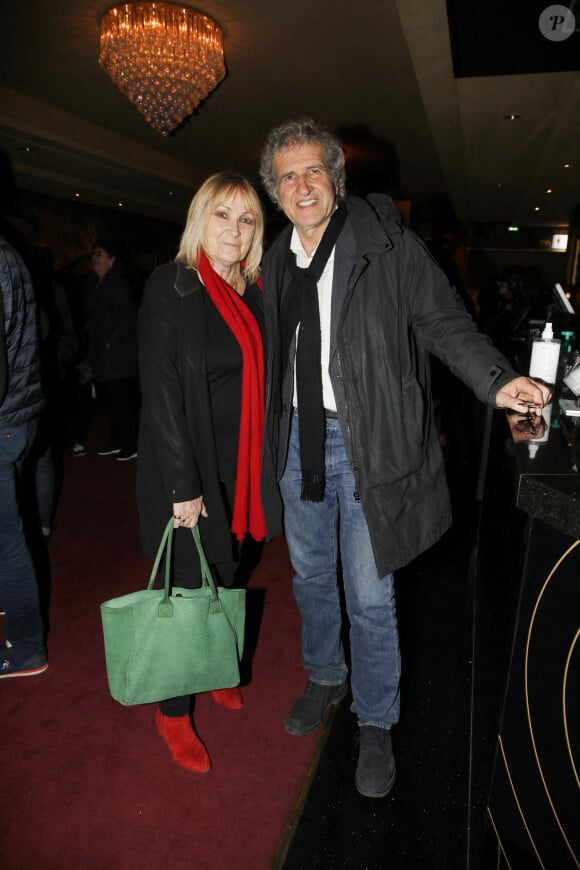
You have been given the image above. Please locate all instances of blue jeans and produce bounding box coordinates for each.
[0,421,46,659]
[35,441,55,532]
[280,414,400,728]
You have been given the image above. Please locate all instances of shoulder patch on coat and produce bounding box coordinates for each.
[174,262,200,298]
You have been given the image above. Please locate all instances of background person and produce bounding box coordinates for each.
[137,172,280,773]
[258,117,550,799]
[85,237,138,461]
[0,229,47,679]
[482,265,555,372]
[27,246,78,538]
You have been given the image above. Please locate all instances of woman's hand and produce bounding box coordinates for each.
[172,497,208,529]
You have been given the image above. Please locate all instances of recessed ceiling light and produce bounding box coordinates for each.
[546,188,553,194]
[534,206,541,212]
[117,202,124,208]
[503,113,521,121]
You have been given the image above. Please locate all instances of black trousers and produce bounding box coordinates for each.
[98,377,137,453]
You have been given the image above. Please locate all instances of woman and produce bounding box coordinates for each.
[137,172,280,773]
[86,237,138,460]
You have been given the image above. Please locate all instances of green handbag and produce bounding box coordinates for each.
[101,518,245,706]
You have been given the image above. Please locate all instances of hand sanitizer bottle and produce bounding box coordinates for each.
[529,322,561,385]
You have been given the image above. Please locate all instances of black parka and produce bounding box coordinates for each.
[0,234,44,427]
[85,264,138,383]
[261,195,518,576]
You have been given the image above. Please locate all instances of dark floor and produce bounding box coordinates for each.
[279,451,494,870]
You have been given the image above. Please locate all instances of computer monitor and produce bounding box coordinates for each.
[552,283,575,314]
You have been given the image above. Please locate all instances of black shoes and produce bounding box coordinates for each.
[96,445,137,460]
[285,679,349,735]
[116,450,137,461]
[285,681,396,798]
[96,445,121,456]
[355,725,396,798]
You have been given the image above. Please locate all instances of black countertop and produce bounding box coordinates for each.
[507,406,580,540]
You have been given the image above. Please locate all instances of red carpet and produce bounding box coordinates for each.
[1,433,318,869]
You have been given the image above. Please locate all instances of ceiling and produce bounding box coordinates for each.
[0,0,579,229]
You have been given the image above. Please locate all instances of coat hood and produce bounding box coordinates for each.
[345,194,405,254]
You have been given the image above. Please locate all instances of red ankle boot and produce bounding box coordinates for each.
[155,708,210,773]
[211,687,243,710]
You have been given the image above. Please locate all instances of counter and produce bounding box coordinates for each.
[475,406,580,869]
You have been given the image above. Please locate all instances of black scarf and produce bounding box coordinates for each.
[281,203,347,501]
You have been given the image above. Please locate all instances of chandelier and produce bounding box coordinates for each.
[99,3,226,135]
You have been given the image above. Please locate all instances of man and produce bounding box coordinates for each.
[259,118,550,798]
[0,229,47,678]
[85,237,138,461]
[0,271,6,403]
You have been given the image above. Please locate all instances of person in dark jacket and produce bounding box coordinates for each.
[258,118,551,799]
[0,231,47,679]
[28,246,78,537]
[85,237,138,460]
[0,281,6,404]
[137,172,280,773]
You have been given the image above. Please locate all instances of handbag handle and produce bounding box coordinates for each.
[147,518,221,617]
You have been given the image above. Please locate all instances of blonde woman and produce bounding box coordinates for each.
[137,172,281,772]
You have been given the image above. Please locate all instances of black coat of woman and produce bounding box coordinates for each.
[137,260,281,575]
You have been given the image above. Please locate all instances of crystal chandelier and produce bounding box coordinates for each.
[99,3,226,135]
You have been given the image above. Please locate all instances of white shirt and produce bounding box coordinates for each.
[290,227,337,412]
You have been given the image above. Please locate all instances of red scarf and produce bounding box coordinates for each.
[198,251,267,541]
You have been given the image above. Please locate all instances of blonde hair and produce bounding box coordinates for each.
[176,172,264,283]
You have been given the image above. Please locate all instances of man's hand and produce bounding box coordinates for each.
[495,376,552,415]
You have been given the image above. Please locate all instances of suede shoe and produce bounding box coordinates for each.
[355,725,396,798]
[211,687,243,709]
[155,708,210,773]
[285,679,349,735]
